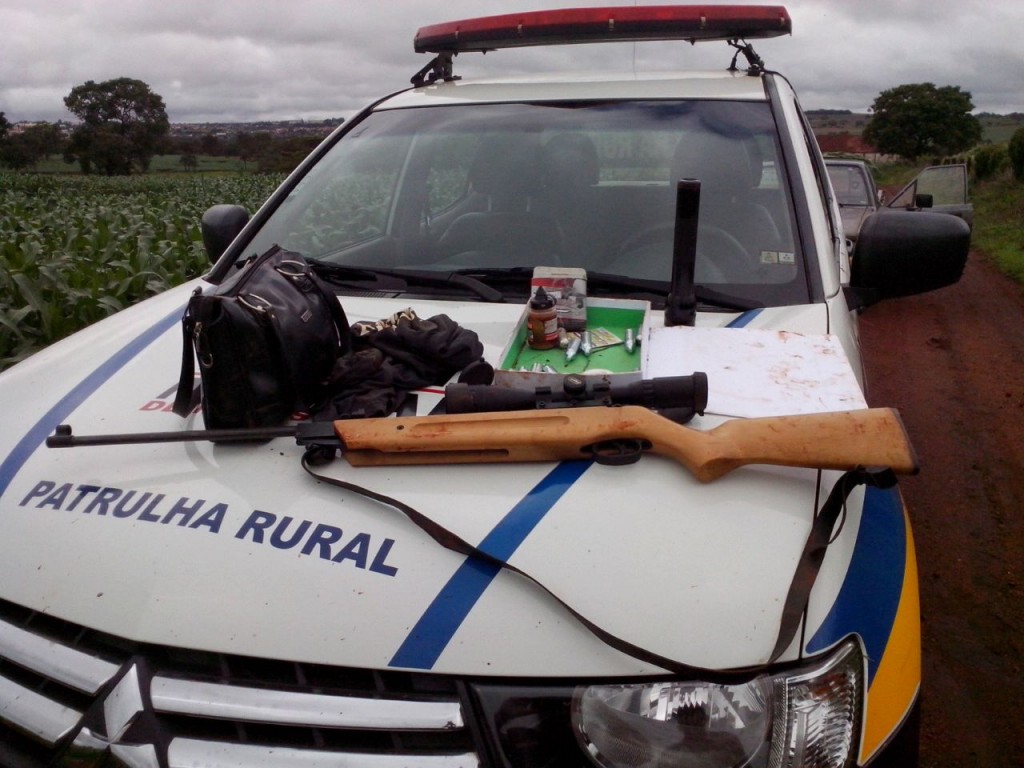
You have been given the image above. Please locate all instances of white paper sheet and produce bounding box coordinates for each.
[644,327,867,417]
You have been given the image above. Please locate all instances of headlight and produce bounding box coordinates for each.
[767,640,863,768]
[472,639,863,768]
[574,677,772,767]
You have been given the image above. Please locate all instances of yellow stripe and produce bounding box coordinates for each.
[860,507,921,761]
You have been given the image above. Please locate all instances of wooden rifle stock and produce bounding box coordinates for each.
[335,405,919,482]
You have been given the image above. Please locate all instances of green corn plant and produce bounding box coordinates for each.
[1,172,284,368]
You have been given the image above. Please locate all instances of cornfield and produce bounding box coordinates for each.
[0,173,284,369]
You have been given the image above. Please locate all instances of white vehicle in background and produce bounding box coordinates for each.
[0,6,969,768]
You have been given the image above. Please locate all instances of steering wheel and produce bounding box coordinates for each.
[613,222,752,283]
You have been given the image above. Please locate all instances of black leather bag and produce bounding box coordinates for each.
[173,246,350,429]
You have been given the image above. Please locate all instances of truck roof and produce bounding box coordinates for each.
[383,69,770,110]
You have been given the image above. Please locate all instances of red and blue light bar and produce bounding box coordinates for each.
[414,5,791,53]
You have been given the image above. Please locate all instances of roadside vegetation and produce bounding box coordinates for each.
[970,175,1024,282]
[0,172,282,368]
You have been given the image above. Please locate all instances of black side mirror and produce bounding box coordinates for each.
[846,210,970,310]
[914,193,933,210]
[201,204,250,263]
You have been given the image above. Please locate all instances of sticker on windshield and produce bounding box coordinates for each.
[760,251,795,265]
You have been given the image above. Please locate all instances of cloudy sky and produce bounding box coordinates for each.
[2,0,1021,124]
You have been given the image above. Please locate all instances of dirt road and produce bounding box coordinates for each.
[859,250,1024,767]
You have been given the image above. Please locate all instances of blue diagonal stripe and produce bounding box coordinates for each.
[0,307,183,499]
[805,485,906,684]
[389,460,591,669]
[727,309,763,328]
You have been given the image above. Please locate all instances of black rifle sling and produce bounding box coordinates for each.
[769,466,898,661]
[303,451,892,676]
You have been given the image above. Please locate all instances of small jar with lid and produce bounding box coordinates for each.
[526,286,559,350]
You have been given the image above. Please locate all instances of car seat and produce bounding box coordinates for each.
[435,135,563,267]
[540,132,603,265]
[669,129,783,260]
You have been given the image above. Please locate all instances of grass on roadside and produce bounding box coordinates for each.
[969,175,1024,282]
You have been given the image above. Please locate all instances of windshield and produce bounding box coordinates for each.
[827,163,875,207]
[244,100,807,307]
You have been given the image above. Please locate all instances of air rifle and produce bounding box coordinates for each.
[47,404,918,483]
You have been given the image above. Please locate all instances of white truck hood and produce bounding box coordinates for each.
[0,282,861,677]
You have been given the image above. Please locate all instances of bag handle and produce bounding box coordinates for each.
[303,262,353,353]
[172,290,202,417]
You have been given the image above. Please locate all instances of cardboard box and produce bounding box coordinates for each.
[531,267,588,331]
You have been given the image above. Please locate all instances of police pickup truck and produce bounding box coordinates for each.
[0,6,969,767]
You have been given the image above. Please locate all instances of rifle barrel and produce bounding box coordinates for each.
[46,424,301,448]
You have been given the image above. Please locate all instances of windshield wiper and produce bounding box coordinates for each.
[309,262,399,287]
[310,261,504,303]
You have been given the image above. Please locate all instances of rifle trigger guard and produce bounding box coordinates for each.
[583,438,651,467]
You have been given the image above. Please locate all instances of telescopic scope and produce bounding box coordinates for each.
[444,372,708,423]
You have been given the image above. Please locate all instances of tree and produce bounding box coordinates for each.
[1009,127,1024,182]
[235,131,273,171]
[0,111,9,164]
[199,132,223,156]
[863,83,982,162]
[63,77,169,174]
[257,135,322,174]
[0,116,64,170]
[972,143,1008,182]
[3,123,65,169]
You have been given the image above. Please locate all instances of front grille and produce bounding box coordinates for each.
[0,598,478,767]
